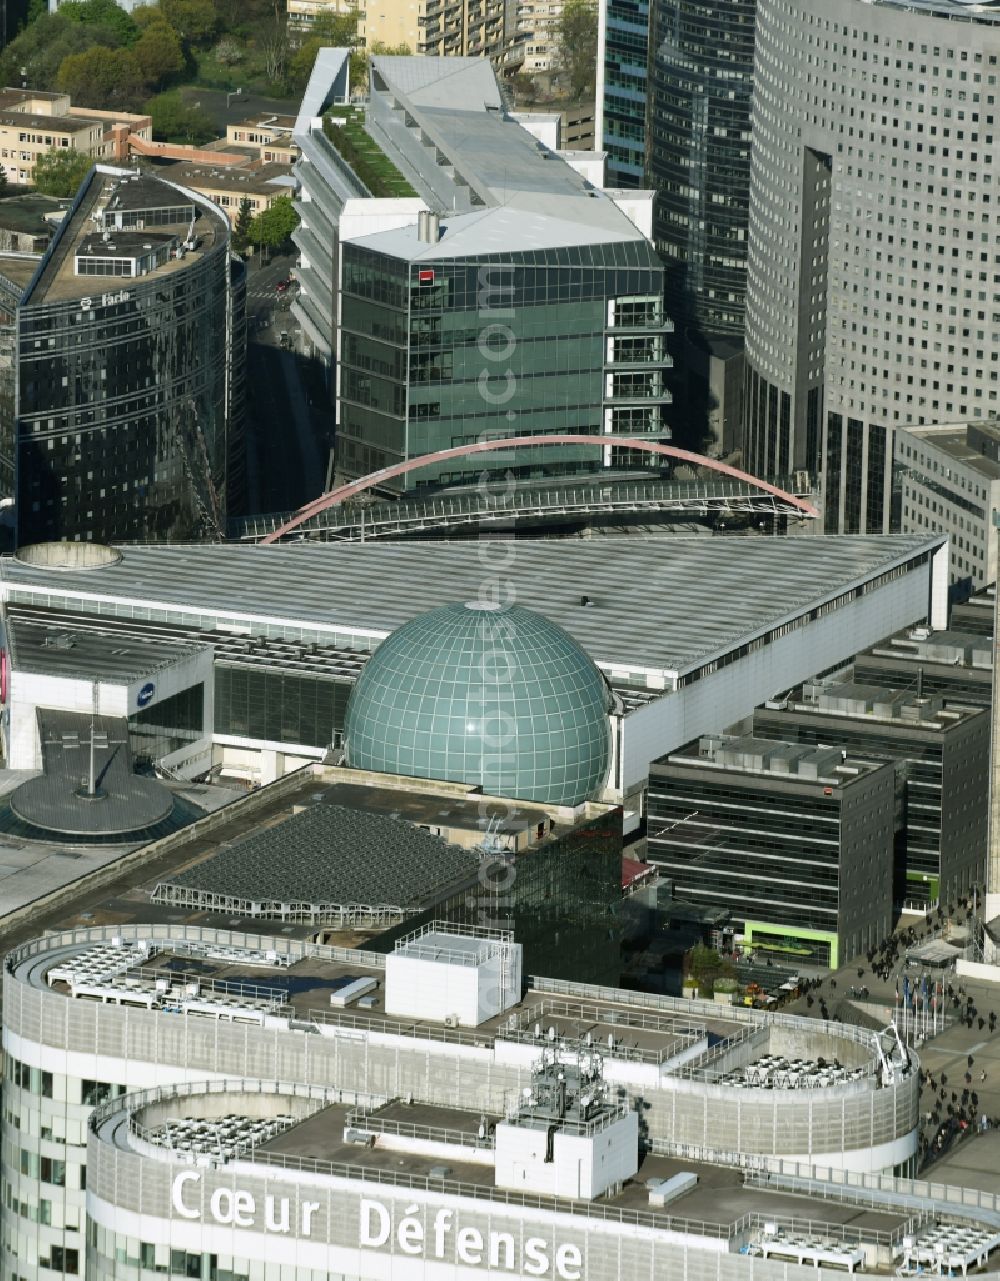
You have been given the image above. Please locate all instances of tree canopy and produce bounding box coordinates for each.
[555,0,598,101]
[249,195,299,250]
[57,46,146,107]
[58,0,138,44]
[288,11,360,90]
[157,0,218,46]
[145,89,216,144]
[33,147,93,197]
[231,196,254,253]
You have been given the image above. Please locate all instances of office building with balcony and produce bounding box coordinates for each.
[744,0,1000,532]
[293,50,669,490]
[895,420,1000,589]
[647,733,897,968]
[0,166,245,547]
[753,678,989,908]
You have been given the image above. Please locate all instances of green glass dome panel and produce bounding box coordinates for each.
[344,602,611,806]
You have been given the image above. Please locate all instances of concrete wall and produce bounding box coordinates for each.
[621,560,936,792]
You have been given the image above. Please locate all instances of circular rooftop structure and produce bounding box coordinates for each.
[14,540,122,571]
[344,602,612,806]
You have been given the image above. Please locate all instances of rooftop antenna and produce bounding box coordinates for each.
[73,717,114,802]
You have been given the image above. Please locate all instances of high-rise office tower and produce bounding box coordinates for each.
[646,0,755,336]
[644,0,755,454]
[744,0,1000,533]
[0,166,245,546]
[598,0,651,189]
[295,53,671,492]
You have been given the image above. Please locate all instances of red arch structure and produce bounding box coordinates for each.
[260,435,819,544]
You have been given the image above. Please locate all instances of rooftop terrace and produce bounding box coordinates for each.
[26,168,225,306]
[92,1077,942,1270]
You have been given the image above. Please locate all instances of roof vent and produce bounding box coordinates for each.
[417,210,440,243]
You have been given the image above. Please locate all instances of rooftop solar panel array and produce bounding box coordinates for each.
[159,801,479,913]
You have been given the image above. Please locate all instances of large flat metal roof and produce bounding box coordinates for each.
[0,534,943,679]
[353,56,650,258]
[6,611,206,683]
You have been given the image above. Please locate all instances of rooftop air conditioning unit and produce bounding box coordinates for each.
[444,1014,460,1028]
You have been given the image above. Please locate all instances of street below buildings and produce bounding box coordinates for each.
[240,250,330,517]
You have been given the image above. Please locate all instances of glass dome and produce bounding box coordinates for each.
[344,601,612,806]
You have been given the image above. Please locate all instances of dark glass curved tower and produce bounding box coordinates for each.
[647,0,755,337]
[3,168,245,547]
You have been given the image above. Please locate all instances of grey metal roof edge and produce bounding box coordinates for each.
[293,47,352,146]
[664,532,948,676]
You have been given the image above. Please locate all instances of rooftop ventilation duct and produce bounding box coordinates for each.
[417,210,440,243]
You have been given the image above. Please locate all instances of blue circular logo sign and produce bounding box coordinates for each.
[137,681,156,709]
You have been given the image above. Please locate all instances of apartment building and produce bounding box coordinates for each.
[0,88,151,185]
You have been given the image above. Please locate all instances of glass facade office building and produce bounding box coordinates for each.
[376,806,625,987]
[647,737,896,967]
[601,0,650,188]
[753,694,988,908]
[338,240,671,488]
[647,0,755,336]
[2,169,245,547]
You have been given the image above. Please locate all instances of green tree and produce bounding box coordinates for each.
[0,13,98,89]
[133,20,185,84]
[213,35,242,65]
[32,146,93,196]
[249,194,298,253]
[158,0,218,46]
[0,166,8,196]
[231,195,253,253]
[555,0,597,101]
[145,89,216,143]
[57,45,145,108]
[288,10,358,89]
[57,0,138,44]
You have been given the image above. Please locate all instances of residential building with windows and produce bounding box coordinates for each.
[0,167,245,547]
[506,0,565,72]
[0,88,151,186]
[895,420,1000,588]
[286,0,508,58]
[158,161,295,227]
[753,678,989,908]
[293,50,669,491]
[224,115,300,165]
[286,0,361,41]
[647,733,897,968]
[744,0,1000,533]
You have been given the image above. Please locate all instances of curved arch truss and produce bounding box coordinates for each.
[260,435,819,545]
